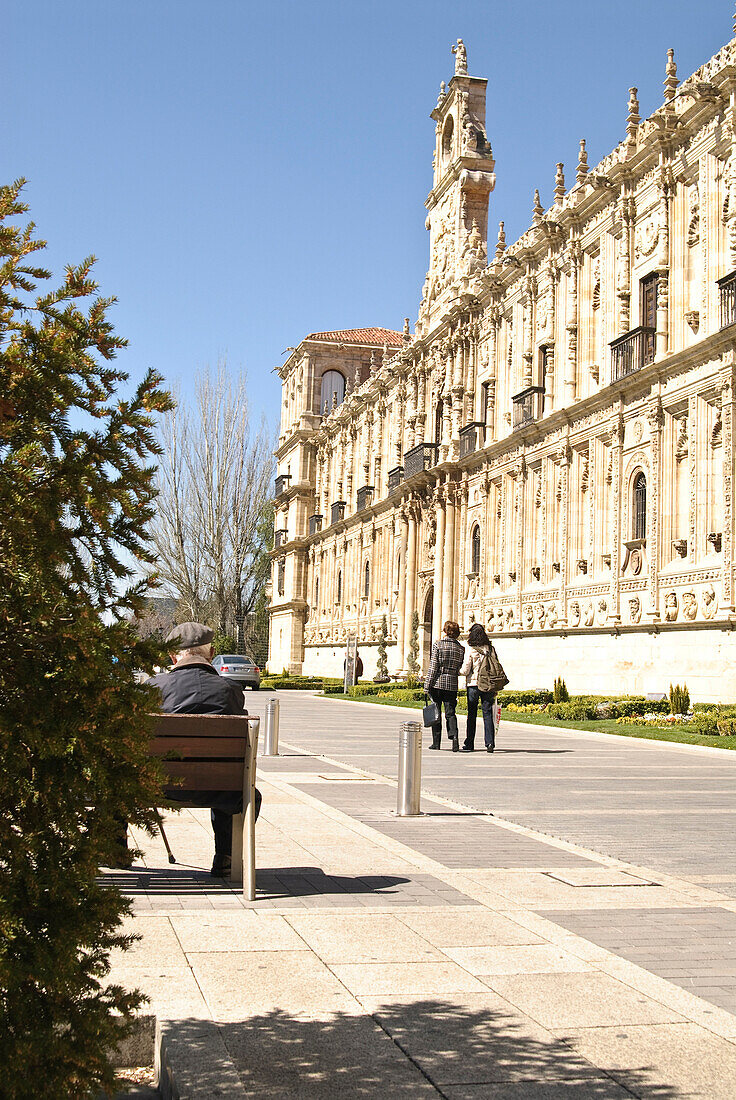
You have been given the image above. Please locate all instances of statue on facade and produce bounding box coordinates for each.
[664,591,679,621]
[584,602,594,627]
[569,601,581,627]
[628,596,642,624]
[681,590,697,620]
[702,584,717,619]
[452,38,468,75]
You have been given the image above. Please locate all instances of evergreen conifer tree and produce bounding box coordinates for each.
[0,180,173,1097]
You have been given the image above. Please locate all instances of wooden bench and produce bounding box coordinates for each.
[149,713,260,899]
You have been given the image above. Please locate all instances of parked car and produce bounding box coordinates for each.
[211,654,261,690]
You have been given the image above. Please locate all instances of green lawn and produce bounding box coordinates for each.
[323,692,736,750]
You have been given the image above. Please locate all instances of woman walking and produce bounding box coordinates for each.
[461,623,503,753]
[425,620,465,752]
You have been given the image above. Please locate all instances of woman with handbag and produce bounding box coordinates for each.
[460,622,508,753]
[424,620,465,752]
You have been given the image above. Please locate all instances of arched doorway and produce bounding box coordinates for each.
[421,587,434,672]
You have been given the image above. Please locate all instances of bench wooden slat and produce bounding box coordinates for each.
[160,760,244,791]
[151,735,247,759]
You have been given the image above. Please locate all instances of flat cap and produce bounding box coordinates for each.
[165,621,214,650]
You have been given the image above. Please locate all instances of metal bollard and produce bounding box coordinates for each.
[263,697,280,756]
[397,720,422,816]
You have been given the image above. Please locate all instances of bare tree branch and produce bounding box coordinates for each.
[148,362,275,645]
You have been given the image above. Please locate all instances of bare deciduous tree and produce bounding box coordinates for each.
[149,363,274,646]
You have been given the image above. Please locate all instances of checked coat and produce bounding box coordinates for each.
[424,637,465,693]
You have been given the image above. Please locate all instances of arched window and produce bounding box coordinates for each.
[320,370,345,414]
[336,570,342,604]
[363,560,370,600]
[442,115,454,163]
[633,472,647,539]
[471,524,481,574]
[434,399,444,446]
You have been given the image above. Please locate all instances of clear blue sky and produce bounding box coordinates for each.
[4,1,732,425]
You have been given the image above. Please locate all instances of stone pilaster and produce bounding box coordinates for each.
[647,399,664,617]
[721,359,735,611]
[655,168,672,360]
[403,503,418,667]
[396,509,409,656]
[432,486,446,635]
[442,485,457,623]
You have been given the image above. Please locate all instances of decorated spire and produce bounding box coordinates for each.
[733,2,736,36]
[436,81,446,108]
[626,87,640,148]
[403,317,411,342]
[495,220,506,259]
[554,163,565,204]
[452,38,468,76]
[576,139,589,184]
[533,188,544,224]
[664,48,678,103]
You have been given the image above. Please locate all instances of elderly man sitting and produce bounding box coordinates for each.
[147,622,262,876]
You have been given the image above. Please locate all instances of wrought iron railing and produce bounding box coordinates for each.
[330,501,346,525]
[274,473,291,497]
[387,466,404,493]
[403,442,439,479]
[610,326,655,381]
[511,386,545,429]
[718,271,736,329]
[274,529,288,548]
[459,422,485,459]
[308,514,323,535]
[356,485,374,512]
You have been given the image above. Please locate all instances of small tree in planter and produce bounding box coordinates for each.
[669,683,690,715]
[374,615,390,683]
[407,609,420,680]
[553,676,569,703]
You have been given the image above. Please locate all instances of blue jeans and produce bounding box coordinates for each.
[465,687,495,749]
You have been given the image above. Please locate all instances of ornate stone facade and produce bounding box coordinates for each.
[269,29,736,700]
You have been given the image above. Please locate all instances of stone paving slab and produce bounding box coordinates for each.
[557,1022,736,1099]
[541,907,736,1016]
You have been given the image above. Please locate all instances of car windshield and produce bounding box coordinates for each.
[219,655,252,665]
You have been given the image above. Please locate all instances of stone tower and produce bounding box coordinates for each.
[418,38,496,334]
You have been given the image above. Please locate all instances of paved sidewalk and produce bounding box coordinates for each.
[107,692,736,1097]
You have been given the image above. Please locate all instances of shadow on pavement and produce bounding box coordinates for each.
[162,1002,681,1097]
[101,866,412,900]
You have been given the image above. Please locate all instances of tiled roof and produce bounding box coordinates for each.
[306,327,405,347]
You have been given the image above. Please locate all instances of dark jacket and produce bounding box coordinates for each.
[147,656,246,716]
[425,637,465,694]
[146,656,249,817]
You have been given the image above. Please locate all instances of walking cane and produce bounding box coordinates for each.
[155,810,176,864]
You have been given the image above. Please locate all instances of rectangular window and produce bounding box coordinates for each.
[481,381,491,424]
[640,274,659,364]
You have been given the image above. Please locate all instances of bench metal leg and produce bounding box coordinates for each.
[229,813,244,885]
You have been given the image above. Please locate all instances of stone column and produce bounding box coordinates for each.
[565,241,579,404]
[403,505,418,668]
[441,486,456,623]
[396,510,409,660]
[432,487,446,636]
[655,168,671,360]
[721,363,735,612]
[647,399,664,617]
